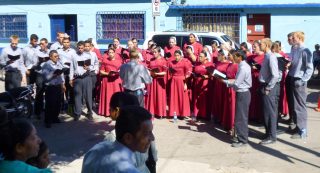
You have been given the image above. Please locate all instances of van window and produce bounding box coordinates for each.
[200,37,221,47]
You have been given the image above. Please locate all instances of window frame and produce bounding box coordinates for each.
[0,14,28,43]
[96,11,146,44]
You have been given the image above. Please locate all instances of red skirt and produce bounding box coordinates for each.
[249,72,263,122]
[192,77,210,118]
[145,77,167,117]
[168,76,190,117]
[98,76,122,116]
[279,71,289,115]
[211,78,225,122]
[221,86,236,131]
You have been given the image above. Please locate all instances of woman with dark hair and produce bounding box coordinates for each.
[168,50,192,118]
[142,40,156,65]
[192,50,214,120]
[145,46,167,118]
[0,117,52,172]
[222,50,238,133]
[26,141,50,169]
[211,49,231,123]
[164,36,180,62]
[183,33,203,63]
[247,40,265,122]
[98,48,123,117]
[240,42,252,57]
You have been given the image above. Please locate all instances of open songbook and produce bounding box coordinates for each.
[108,70,120,75]
[149,68,160,73]
[212,69,227,79]
[8,54,20,61]
[77,59,91,66]
[38,56,50,63]
[53,68,69,75]
[164,52,171,58]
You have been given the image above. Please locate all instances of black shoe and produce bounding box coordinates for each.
[231,142,247,148]
[290,133,301,139]
[53,118,62,123]
[74,116,79,121]
[45,123,51,128]
[259,138,276,145]
[87,115,93,121]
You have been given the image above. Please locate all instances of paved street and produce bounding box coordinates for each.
[1,80,319,173]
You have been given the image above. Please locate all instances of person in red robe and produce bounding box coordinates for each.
[142,40,156,65]
[272,41,290,117]
[211,49,231,123]
[247,40,265,122]
[145,46,167,118]
[98,48,123,116]
[113,37,123,60]
[210,40,220,63]
[168,50,192,118]
[183,33,203,64]
[240,42,252,57]
[192,50,215,120]
[164,36,181,62]
[222,50,238,132]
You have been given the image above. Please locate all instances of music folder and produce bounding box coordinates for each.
[8,54,20,61]
[212,69,227,79]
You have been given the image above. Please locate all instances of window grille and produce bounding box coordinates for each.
[0,15,27,39]
[96,11,145,41]
[181,13,240,43]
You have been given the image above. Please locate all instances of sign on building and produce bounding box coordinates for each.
[152,0,161,16]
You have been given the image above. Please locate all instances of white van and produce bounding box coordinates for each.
[143,31,239,50]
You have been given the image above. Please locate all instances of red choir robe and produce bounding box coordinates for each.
[192,61,215,119]
[164,45,180,62]
[278,51,290,116]
[211,61,231,123]
[98,57,123,116]
[222,63,238,131]
[145,57,168,117]
[183,42,203,63]
[93,48,102,61]
[142,49,154,65]
[211,49,219,63]
[115,46,123,59]
[168,58,192,117]
[247,53,264,122]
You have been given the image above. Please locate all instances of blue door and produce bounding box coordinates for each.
[50,15,65,42]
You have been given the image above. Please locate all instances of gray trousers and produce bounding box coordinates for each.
[261,83,280,140]
[235,91,251,143]
[73,76,93,117]
[286,76,308,131]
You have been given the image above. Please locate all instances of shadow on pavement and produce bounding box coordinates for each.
[33,115,112,166]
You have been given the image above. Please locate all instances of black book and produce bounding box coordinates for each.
[169,67,177,73]
[77,59,91,66]
[164,52,171,58]
[64,62,71,67]
[277,56,291,72]
[8,54,20,61]
[248,60,261,70]
[108,70,119,75]
[150,68,160,73]
[53,68,68,75]
[38,56,50,63]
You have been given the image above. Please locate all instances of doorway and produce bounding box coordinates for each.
[49,15,77,42]
[247,14,270,44]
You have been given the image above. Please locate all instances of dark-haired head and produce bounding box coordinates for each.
[26,141,50,169]
[115,105,154,153]
[0,118,41,161]
[235,50,247,62]
[240,42,248,50]
[109,92,139,120]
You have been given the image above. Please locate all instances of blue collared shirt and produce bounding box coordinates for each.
[23,44,40,69]
[0,46,26,75]
[35,48,50,73]
[87,51,99,74]
[259,50,279,90]
[120,60,152,91]
[57,47,76,69]
[81,141,140,173]
[42,60,65,85]
[69,52,91,80]
[229,61,252,92]
[288,45,313,82]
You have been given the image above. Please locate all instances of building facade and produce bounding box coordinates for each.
[0,0,319,52]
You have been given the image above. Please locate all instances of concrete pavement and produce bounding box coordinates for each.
[0,81,319,173]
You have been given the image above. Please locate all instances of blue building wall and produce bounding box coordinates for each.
[0,0,319,51]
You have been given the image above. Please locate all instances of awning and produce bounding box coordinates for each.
[169,3,320,10]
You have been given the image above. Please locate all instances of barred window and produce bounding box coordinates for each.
[96,11,145,42]
[182,13,240,43]
[0,15,27,39]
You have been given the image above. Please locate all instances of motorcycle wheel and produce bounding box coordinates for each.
[18,100,33,118]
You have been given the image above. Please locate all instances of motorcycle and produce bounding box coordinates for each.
[0,84,34,119]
